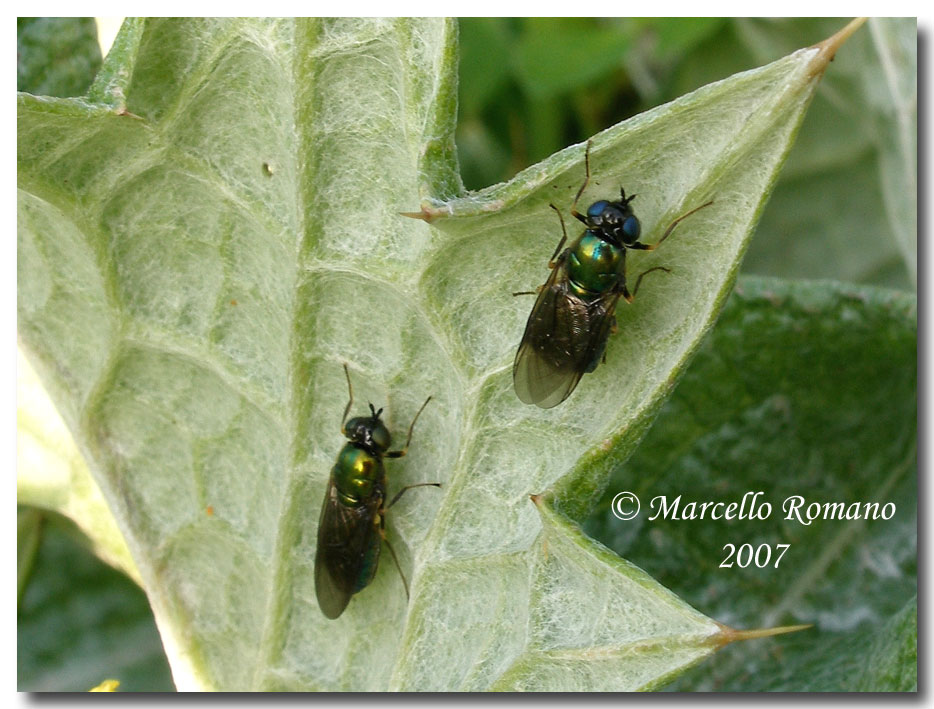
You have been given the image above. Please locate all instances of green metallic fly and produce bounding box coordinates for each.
[314,364,439,619]
[513,141,713,408]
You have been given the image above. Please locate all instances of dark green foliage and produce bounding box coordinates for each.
[17,18,102,98]
[585,277,917,691]
[17,511,175,692]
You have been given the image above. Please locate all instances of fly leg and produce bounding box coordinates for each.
[512,284,546,297]
[378,518,411,600]
[547,204,571,267]
[620,266,672,304]
[382,394,440,601]
[381,478,442,603]
[515,192,574,296]
[386,483,442,510]
[629,200,714,252]
[340,363,354,435]
[570,140,593,224]
[385,395,432,459]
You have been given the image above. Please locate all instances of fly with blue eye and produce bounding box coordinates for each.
[513,141,713,408]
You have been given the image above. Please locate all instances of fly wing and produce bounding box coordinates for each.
[513,256,628,409]
[580,289,624,374]
[513,260,609,409]
[314,477,383,619]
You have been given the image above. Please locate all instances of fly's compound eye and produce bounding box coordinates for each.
[622,215,641,242]
[586,200,610,223]
[370,421,391,452]
[344,417,368,443]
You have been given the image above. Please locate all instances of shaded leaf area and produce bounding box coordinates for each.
[705,19,917,289]
[18,507,44,606]
[457,18,916,289]
[17,18,102,98]
[17,509,174,692]
[585,277,917,691]
[679,595,916,692]
[19,18,839,690]
[16,13,140,579]
[18,350,139,582]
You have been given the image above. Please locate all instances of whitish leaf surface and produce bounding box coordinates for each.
[18,18,851,690]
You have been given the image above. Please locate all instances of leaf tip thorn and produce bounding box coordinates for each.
[115,106,144,120]
[713,621,813,647]
[400,204,450,223]
[809,18,867,77]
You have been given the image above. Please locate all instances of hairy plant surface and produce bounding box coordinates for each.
[19,18,909,691]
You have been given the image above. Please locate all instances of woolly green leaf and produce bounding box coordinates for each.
[18,350,139,581]
[18,18,856,690]
[665,18,916,288]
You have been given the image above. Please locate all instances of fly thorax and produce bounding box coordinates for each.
[567,232,623,296]
[334,443,380,504]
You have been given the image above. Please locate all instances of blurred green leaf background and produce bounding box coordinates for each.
[17,17,915,691]
[456,17,916,290]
